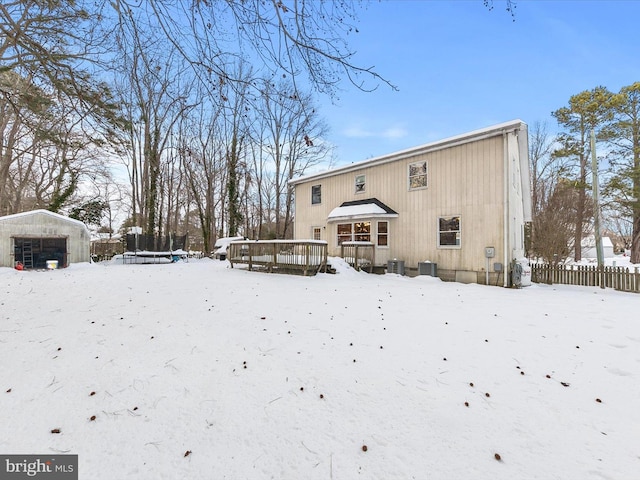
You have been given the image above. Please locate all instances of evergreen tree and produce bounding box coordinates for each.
[552,87,616,261]
[602,82,640,263]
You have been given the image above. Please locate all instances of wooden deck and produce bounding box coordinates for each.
[228,240,328,276]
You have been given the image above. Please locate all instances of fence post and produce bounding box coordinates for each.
[305,243,310,276]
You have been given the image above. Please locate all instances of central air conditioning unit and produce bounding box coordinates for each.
[418,261,437,277]
[387,260,405,275]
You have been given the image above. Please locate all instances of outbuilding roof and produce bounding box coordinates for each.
[0,209,90,233]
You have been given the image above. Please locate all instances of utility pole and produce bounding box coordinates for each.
[590,130,605,288]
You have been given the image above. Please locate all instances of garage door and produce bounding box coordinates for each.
[14,238,67,269]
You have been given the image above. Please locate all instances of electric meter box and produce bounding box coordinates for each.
[485,247,495,258]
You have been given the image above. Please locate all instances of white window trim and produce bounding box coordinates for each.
[355,174,366,194]
[312,226,322,241]
[336,223,353,246]
[376,220,389,249]
[336,221,372,246]
[311,184,322,205]
[408,161,428,191]
[437,215,461,249]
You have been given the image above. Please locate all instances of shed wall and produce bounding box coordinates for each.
[0,212,91,267]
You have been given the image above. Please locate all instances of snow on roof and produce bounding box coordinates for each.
[213,236,246,248]
[328,202,399,222]
[329,203,385,218]
[0,209,90,232]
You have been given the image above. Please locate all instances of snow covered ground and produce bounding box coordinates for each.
[1,258,638,479]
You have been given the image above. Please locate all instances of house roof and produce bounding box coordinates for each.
[328,198,399,222]
[290,119,527,185]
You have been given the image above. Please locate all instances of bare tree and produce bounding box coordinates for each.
[112,10,195,236]
[180,106,226,253]
[111,0,396,100]
[529,122,557,216]
[0,72,35,214]
[253,80,330,238]
[533,179,593,263]
[3,0,407,234]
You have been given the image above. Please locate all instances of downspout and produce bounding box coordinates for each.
[503,130,510,287]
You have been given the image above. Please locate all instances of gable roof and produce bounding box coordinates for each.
[290,119,527,185]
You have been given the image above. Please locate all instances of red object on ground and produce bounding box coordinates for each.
[15,262,24,271]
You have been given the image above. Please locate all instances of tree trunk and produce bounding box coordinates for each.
[227,134,242,237]
[631,139,640,263]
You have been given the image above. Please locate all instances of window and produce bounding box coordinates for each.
[311,185,321,205]
[337,222,371,245]
[354,222,371,241]
[355,174,366,193]
[337,223,352,245]
[312,227,321,241]
[409,161,428,189]
[377,221,388,247]
[438,216,461,247]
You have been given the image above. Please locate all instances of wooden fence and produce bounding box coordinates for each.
[228,240,328,276]
[340,241,375,272]
[531,263,640,293]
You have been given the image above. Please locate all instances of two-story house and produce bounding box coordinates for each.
[289,120,532,285]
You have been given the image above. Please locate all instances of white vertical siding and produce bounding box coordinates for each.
[292,122,530,280]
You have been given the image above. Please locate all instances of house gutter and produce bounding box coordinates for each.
[503,130,510,288]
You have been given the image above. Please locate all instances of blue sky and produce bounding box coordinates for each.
[318,0,640,167]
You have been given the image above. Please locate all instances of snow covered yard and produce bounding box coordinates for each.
[0,259,638,480]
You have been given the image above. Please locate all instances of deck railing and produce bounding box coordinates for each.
[340,241,375,272]
[228,240,328,276]
[531,263,640,293]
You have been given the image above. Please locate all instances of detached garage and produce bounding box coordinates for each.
[0,210,91,269]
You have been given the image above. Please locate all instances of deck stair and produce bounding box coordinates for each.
[324,262,336,274]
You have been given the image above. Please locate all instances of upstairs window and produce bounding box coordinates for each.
[355,174,366,193]
[311,185,321,205]
[438,216,461,247]
[409,161,428,189]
